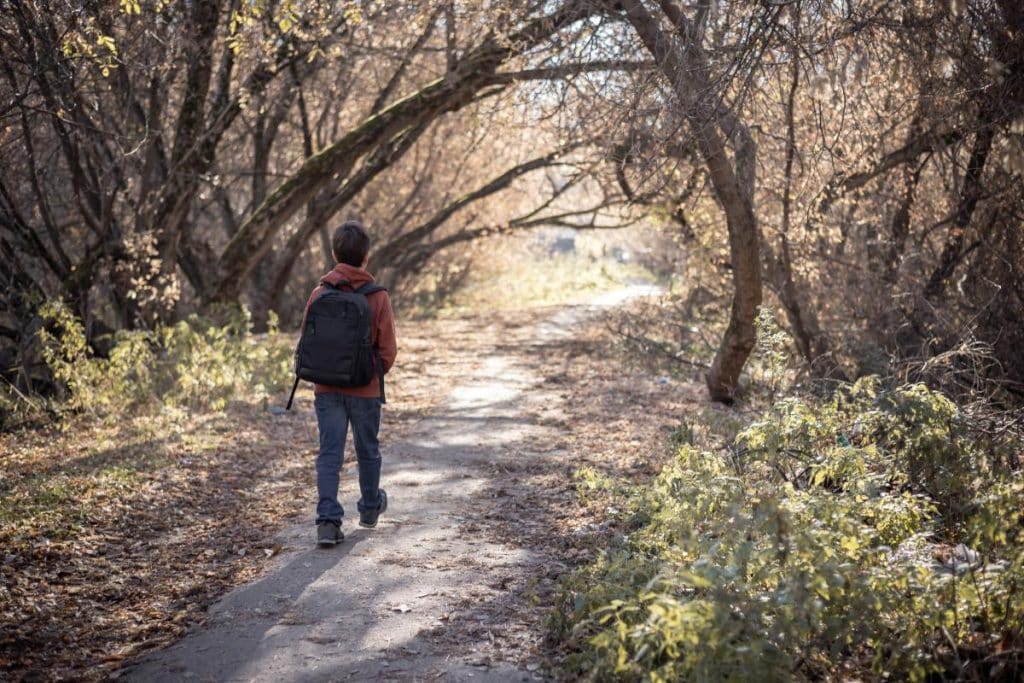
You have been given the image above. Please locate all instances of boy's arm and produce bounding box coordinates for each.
[375,293,398,373]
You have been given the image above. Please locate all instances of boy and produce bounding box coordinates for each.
[303,220,397,546]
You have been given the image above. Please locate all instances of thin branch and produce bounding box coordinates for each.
[486,60,655,84]
[370,6,442,114]
[372,146,578,271]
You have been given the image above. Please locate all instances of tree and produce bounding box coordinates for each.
[0,1,603,334]
[4,0,1022,404]
[599,0,770,401]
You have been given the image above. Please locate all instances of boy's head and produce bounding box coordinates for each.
[332,220,371,267]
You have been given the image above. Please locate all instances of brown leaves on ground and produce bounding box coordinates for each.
[0,406,312,680]
[1,300,721,680]
[0,313,489,681]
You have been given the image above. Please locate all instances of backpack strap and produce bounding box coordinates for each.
[355,283,387,296]
[373,347,386,405]
[285,375,300,411]
[355,282,388,403]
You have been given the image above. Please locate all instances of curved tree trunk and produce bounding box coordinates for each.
[616,0,762,402]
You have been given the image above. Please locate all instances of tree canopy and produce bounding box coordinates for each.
[2,0,1022,401]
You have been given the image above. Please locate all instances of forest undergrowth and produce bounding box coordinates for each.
[550,303,1024,681]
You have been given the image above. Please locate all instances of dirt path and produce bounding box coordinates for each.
[123,286,661,682]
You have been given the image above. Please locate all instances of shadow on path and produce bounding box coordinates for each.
[122,287,661,682]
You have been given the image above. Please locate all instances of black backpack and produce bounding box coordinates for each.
[285,280,387,410]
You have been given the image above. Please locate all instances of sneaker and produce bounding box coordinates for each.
[317,521,344,546]
[359,489,387,528]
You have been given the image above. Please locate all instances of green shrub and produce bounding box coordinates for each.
[29,300,292,422]
[552,380,1023,681]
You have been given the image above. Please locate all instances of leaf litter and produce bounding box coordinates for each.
[1,301,699,680]
[0,313,488,681]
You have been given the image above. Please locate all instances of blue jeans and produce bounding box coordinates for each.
[314,393,384,524]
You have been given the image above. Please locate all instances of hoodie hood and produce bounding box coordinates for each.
[320,262,376,290]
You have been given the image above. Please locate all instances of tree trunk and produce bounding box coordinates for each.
[764,10,841,377]
[151,0,222,283]
[923,124,994,299]
[617,0,762,402]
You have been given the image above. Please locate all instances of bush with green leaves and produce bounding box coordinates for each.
[21,300,293,422]
[551,378,1023,681]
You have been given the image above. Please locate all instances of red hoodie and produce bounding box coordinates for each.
[303,263,397,399]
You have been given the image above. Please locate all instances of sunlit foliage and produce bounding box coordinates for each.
[553,379,1023,680]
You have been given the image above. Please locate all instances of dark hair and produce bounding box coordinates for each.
[331,220,371,267]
